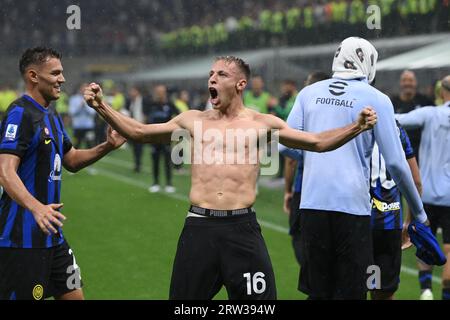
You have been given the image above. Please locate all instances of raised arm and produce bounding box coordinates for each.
[84,83,182,144]
[63,126,126,173]
[375,95,427,223]
[272,107,376,152]
[395,107,433,129]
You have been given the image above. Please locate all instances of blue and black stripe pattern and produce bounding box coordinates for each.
[370,121,415,230]
[0,95,73,248]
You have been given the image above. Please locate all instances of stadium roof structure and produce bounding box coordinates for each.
[377,35,450,71]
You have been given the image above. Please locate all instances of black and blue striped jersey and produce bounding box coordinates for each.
[0,95,73,248]
[370,120,414,230]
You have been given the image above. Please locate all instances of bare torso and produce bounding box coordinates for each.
[178,109,269,209]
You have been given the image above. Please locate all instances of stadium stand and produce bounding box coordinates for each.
[0,0,448,57]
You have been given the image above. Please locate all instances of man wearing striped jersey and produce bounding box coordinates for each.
[369,120,421,300]
[0,47,126,300]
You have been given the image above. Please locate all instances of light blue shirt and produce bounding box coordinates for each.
[396,102,450,206]
[280,77,427,223]
[69,94,96,130]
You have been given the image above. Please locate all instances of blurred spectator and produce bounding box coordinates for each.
[244,76,273,113]
[433,80,444,106]
[111,86,126,112]
[174,90,191,113]
[391,70,434,160]
[273,79,298,179]
[304,71,332,87]
[69,83,96,149]
[126,86,146,173]
[55,90,70,127]
[195,90,213,111]
[0,84,18,119]
[145,84,179,193]
[274,79,298,121]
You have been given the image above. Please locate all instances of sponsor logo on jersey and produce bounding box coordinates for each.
[315,97,354,108]
[5,124,18,141]
[49,153,62,182]
[328,81,348,96]
[372,197,400,212]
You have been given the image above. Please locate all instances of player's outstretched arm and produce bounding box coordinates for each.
[84,83,181,144]
[63,126,126,173]
[0,154,66,235]
[395,107,432,129]
[274,107,377,152]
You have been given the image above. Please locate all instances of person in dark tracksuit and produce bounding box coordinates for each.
[145,85,179,193]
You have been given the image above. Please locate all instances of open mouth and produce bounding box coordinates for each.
[209,87,218,99]
[209,87,219,105]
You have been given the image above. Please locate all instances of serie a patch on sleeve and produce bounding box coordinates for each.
[5,124,18,141]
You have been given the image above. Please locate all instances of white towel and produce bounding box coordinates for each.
[332,37,378,84]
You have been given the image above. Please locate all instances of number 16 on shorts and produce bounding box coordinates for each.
[243,272,266,295]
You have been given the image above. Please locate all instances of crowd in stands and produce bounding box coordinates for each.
[0,0,447,57]
[161,0,448,56]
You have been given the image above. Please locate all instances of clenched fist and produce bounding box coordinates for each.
[357,107,377,131]
[84,82,104,108]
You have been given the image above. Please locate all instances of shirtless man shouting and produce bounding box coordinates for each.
[84,56,376,300]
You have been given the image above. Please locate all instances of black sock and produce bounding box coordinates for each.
[443,288,450,300]
[419,271,432,291]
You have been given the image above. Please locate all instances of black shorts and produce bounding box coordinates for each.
[298,209,373,300]
[371,229,402,293]
[170,206,276,300]
[425,203,450,244]
[0,241,83,300]
[289,192,302,236]
[289,192,302,265]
